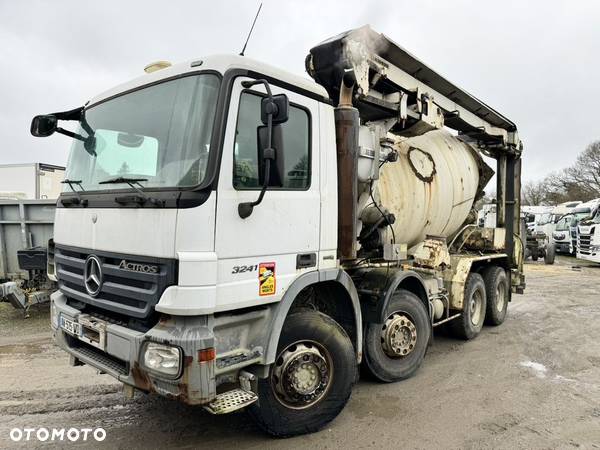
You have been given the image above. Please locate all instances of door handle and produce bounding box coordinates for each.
[296,253,316,269]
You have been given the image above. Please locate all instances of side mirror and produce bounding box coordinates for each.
[257,125,284,187]
[238,79,288,219]
[31,115,58,137]
[261,94,289,125]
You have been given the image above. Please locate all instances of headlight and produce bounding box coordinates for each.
[142,342,182,378]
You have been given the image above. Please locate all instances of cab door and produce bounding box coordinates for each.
[214,77,320,312]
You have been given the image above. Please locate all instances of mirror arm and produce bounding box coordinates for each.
[55,127,86,142]
[238,79,276,219]
[238,158,271,219]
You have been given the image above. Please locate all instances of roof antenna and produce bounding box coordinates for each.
[239,2,263,56]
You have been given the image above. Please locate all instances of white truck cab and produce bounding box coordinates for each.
[577,199,600,263]
[33,26,525,436]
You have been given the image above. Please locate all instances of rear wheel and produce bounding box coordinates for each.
[449,273,487,340]
[483,266,508,326]
[363,289,431,382]
[247,311,356,437]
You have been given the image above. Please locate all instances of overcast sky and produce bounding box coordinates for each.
[1,0,599,183]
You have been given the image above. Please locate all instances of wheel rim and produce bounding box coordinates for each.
[496,281,506,313]
[271,341,332,409]
[380,312,418,358]
[469,290,483,326]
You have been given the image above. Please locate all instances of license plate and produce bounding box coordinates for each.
[60,316,82,336]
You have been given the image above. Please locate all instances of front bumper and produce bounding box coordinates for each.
[51,291,216,405]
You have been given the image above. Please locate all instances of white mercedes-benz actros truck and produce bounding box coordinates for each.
[32,26,524,436]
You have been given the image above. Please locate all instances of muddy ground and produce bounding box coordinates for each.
[1,256,599,449]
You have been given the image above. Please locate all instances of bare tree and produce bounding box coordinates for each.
[522,180,547,205]
[523,140,600,205]
[562,140,600,200]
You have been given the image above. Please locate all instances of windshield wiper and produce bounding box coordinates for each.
[99,177,163,206]
[60,179,88,206]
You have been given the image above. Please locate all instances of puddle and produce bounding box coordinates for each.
[519,360,548,378]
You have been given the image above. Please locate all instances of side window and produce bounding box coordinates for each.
[233,91,310,190]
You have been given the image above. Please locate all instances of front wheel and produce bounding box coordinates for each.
[248,311,356,437]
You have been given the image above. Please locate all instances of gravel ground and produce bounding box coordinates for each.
[1,256,599,449]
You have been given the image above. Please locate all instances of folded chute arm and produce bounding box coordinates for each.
[306,25,521,155]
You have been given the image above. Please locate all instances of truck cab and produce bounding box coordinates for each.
[577,201,600,263]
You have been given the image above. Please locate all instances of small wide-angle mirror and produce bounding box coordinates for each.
[261,94,289,125]
[30,115,58,137]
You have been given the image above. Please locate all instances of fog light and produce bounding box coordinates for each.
[142,342,182,378]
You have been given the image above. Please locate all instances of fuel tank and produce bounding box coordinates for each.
[373,130,493,249]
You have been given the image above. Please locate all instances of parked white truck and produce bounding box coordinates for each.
[577,199,600,263]
[0,163,65,200]
[31,26,524,436]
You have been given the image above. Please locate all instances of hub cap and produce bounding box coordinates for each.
[381,313,418,358]
[496,282,506,312]
[271,342,332,409]
[470,290,484,326]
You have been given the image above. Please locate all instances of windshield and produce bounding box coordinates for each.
[573,208,591,221]
[555,217,570,231]
[537,213,552,224]
[64,74,220,191]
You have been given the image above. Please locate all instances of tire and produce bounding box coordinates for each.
[247,311,356,437]
[482,266,508,326]
[363,289,431,383]
[449,272,487,340]
[544,244,555,264]
[531,249,539,261]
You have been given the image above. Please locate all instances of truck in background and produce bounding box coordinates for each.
[0,199,57,316]
[576,199,600,263]
[31,26,524,436]
[0,163,65,200]
[553,213,575,254]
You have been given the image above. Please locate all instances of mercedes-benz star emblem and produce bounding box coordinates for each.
[84,255,103,297]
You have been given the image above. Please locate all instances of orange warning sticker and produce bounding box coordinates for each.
[259,262,276,296]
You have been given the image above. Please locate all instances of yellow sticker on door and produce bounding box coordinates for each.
[259,262,276,296]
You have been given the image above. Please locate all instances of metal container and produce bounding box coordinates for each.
[0,199,55,280]
[376,130,492,250]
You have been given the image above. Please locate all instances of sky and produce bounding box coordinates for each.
[1,0,599,183]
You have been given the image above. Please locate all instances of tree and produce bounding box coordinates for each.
[562,140,600,200]
[522,180,547,206]
[521,140,600,205]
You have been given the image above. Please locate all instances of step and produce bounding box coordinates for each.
[203,389,258,415]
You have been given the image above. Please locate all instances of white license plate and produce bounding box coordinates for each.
[60,316,82,336]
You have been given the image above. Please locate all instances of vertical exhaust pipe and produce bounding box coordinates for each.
[334,72,359,260]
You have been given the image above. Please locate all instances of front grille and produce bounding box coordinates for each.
[578,232,592,254]
[55,245,177,319]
